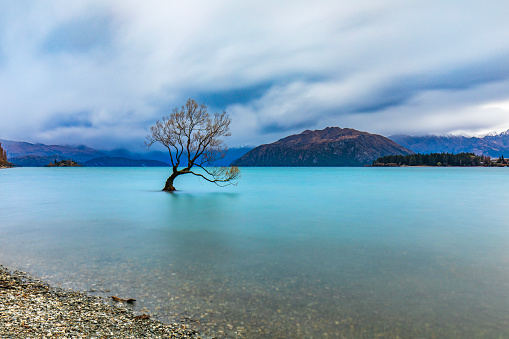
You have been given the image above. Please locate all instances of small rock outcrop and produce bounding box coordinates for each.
[45,159,82,167]
[0,141,13,168]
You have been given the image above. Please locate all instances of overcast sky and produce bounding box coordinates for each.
[1,0,509,150]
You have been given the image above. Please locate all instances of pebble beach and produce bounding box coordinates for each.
[0,265,201,339]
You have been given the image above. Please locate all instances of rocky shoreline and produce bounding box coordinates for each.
[0,265,201,338]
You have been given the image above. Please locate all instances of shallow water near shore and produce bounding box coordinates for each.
[2,167,509,338]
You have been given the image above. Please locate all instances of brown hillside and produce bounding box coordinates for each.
[233,127,413,166]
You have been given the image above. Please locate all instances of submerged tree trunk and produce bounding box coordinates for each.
[163,172,178,191]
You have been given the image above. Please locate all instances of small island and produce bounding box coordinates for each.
[45,159,82,167]
[372,152,507,167]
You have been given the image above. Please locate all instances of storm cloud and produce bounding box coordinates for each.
[1,0,508,149]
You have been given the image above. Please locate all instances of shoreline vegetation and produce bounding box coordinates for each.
[0,265,200,338]
[372,152,508,167]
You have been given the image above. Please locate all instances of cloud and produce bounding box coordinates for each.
[0,0,508,149]
[43,111,93,130]
[330,79,509,137]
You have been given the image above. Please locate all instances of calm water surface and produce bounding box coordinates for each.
[1,167,509,338]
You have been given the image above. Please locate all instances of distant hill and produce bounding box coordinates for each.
[389,131,509,157]
[0,139,261,167]
[84,157,169,167]
[101,148,170,162]
[10,155,76,167]
[219,147,253,166]
[0,139,104,162]
[233,127,413,166]
[101,147,253,166]
[9,154,170,167]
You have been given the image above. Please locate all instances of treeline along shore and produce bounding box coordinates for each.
[0,265,200,338]
[372,152,508,167]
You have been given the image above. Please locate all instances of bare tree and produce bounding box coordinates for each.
[146,99,240,191]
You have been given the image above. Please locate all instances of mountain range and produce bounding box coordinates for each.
[234,127,413,166]
[0,139,168,167]
[389,131,509,157]
[3,128,509,167]
[0,139,252,167]
[0,139,104,163]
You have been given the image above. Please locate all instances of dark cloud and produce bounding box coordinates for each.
[419,53,509,91]
[43,111,93,131]
[196,82,274,108]
[348,52,509,114]
[259,118,321,135]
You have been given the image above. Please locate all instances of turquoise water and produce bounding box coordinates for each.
[1,167,509,338]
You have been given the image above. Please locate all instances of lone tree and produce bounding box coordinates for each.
[146,99,240,191]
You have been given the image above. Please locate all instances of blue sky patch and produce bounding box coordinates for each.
[42,15,113,54]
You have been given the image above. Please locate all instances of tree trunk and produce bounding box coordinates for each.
[163,172,178,191]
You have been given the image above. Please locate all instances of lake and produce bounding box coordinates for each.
[1,167,509,338]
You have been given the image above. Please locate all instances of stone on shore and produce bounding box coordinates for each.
[0,265,200,338]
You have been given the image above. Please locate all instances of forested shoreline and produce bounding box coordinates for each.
[373,152,508,167]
